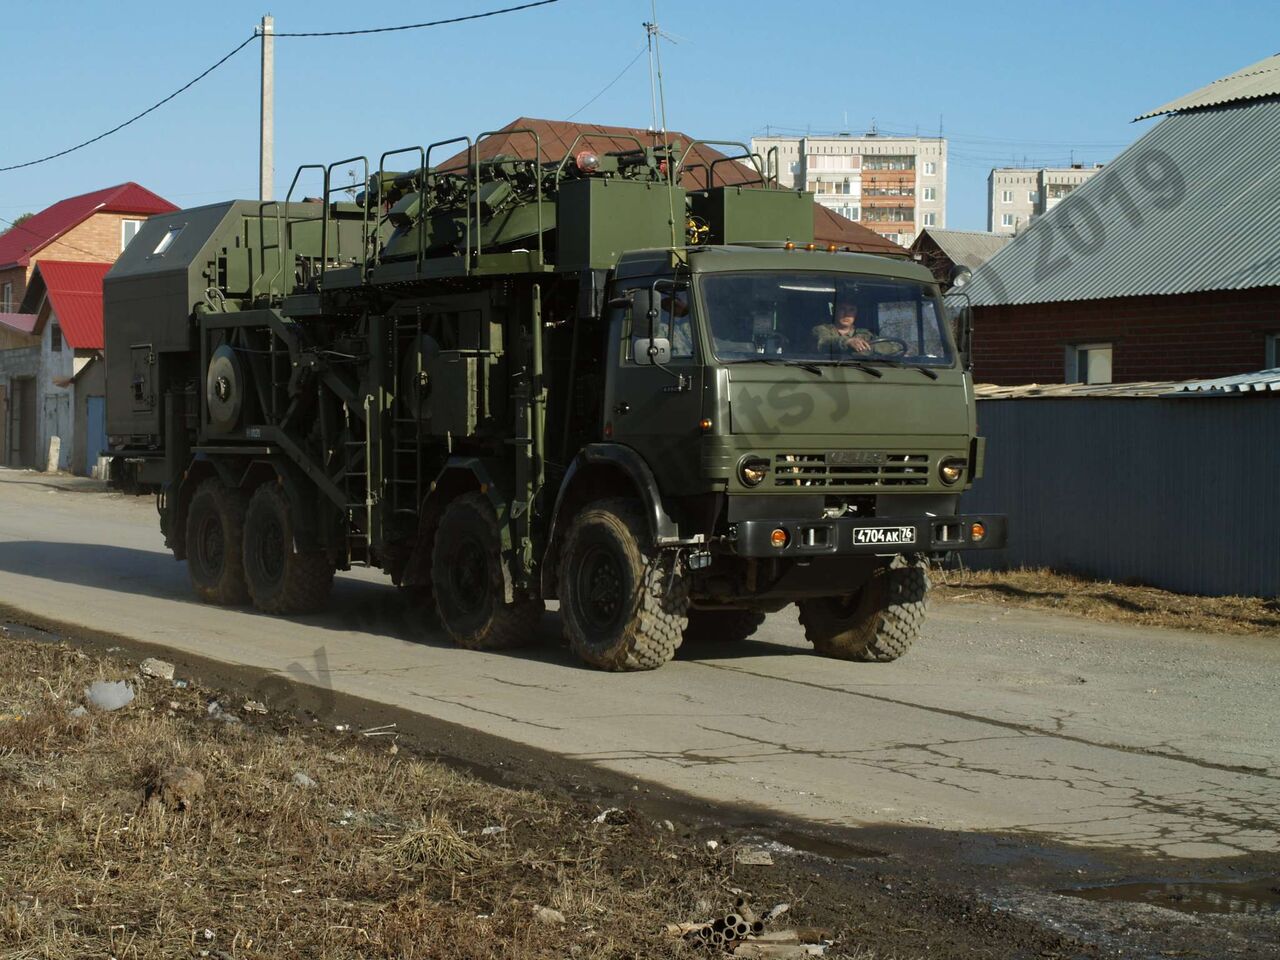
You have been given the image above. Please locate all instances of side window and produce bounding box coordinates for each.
[624,285,694,362]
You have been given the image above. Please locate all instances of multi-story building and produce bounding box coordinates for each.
[987,164,1103,235]
[751,132,947,247]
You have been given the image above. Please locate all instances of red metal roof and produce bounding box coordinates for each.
[28,261,111,350]
[437,118,905,257]
[0,182,177,269]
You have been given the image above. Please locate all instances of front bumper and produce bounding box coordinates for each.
[728,514,1007,558]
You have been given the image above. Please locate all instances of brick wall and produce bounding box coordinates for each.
[973,286,1280,384]
[35,211,144,267]
[0,266,25,311]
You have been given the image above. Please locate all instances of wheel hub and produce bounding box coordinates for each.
[577,544,626,631]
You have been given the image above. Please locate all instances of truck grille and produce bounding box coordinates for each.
[773,452,930,488]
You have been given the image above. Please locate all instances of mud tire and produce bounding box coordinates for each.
[432,493,543,650]
[243,484,334,614]
[683,608,767,644]
[559,498,689,671]
[798,557,928,662]
[185,478,250,606]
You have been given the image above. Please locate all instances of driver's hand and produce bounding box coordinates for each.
[847,336,871,352]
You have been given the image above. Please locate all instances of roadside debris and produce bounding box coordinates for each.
[735,846,775,866]
[149,766,206,811]
[592,807,626,825]
[139,657,175,681]
[242,699,268,715]
[291,772,317,789]
[206,701,241,724]
[666,898,826,955]
[532,905,566,925]
[84,680,134,712]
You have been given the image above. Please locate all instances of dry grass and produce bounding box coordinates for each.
[933,566,1280,636]
[0,635,845,960]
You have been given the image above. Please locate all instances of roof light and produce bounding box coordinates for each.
[575,150,600,173]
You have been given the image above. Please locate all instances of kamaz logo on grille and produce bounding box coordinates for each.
[826,450,885,466]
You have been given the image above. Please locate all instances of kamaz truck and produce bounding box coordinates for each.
[103,131,1005,670]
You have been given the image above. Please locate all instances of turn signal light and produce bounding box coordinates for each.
[699,417,713,432]
[770,528,789,548]
[970,521,986,542]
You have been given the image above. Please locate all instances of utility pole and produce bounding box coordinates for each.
[259,14,274,201]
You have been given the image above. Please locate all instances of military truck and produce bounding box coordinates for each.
[104,131,1004,670]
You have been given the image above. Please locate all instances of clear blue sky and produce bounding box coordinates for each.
[0,0,1273,233]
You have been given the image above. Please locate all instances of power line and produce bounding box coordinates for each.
[271,0,562,37]
[0,35,258,173]
[1,0,566,175]
[566,48,647,122]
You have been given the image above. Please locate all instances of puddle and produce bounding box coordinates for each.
[1063,878,1280,916]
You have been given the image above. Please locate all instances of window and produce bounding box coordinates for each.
[1001,213,1015,227]
[1028,190,1038,204]
[1,282,11,312]
[921,186,936,201]
[50,323,63,352]
[1066,343,1113,384]
[922,212,937,226]
[923,161,936,175]
[625,287,693,361]
[1266,332,1280,369]
[121,219,143,250]
[152,224,184,255]
[1001,190,1014,203]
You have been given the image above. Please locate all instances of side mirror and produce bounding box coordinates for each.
[632,336,672,366]
[956,304,973,370]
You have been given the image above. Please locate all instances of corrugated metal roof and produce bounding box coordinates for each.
[911,228,1009,270]
[27,261,110,350]
[965,98,1280,308]
[1136,52,1280,120]
[0,311,37,336]
[1175,368,1280,394]
[975,368,1280,400]
[0,182,176,269]
[436,118,905,257]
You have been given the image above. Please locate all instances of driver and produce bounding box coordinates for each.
[813,303,873,355]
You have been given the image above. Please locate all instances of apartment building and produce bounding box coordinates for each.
[751,132,947,247]
[988,164,1103,234]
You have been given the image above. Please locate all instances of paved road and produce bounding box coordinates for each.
[1,469,1277,858]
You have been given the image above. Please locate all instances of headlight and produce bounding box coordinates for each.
[739,456,769,487]
[939,458,966,485]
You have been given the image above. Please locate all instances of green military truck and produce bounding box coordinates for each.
[104,132,1004,670]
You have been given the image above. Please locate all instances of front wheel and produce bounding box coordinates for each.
[431,493,543,649]
[243,484,334,614]
[797,557,928,662]
[559,498,688,671]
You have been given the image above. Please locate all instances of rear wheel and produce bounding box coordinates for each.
[432,493,543,649]
[185,478,249,606]
[683,608,767,644]
[243,484,334,614]
[797,557,928,662]
[559,498,688,671]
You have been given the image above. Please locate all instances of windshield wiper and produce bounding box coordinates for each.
[723,357,823,376]
[831,359,883,378]
[850,356,939,380]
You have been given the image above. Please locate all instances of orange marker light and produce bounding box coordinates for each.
[970,521,986,542]
[604,421,614,438]
[827,243,838,253]
[770,528,789,548]
[784,241,795,251]
[804,242,817,251]
[699,418,713,432]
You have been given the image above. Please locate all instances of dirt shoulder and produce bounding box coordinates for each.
[0,628,1094,960]
[933,567,1280,637]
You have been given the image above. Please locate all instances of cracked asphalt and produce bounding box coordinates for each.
[1,470,1277,861]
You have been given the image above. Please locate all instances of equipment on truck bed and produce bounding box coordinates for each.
[104,129,1005,670]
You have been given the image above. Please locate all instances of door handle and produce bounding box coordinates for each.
[614,401,631,416]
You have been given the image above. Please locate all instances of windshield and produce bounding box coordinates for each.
[699,271,953,367]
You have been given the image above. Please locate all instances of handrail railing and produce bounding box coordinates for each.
[676,139,768,191]
[551,132,647,187]
[375,146,426,270]
[323,156,371,285]
[424,136,475,269]
[473,128,544,268]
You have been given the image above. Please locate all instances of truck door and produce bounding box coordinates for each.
[604,280,704,494]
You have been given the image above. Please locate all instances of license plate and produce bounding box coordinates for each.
[853,526,916,546]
